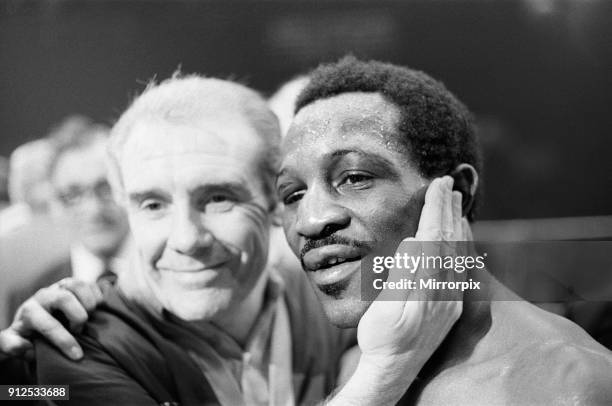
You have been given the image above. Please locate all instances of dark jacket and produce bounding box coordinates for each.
[35,274,354,406]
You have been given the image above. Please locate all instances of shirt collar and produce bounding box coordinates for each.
[157,273,285,361]
[70,237,131,283]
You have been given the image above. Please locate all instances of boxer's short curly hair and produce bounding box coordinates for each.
[295,56,482,219]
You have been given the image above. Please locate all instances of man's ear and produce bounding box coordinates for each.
[450,163,478,217]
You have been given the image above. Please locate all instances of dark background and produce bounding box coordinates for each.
[1,0,611,220]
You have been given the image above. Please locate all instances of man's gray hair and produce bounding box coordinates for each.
[107,73,281,206]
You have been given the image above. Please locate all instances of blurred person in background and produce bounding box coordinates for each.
[268,75,310,137]
[0,137,68,331]
[265,75,310,279]
[0,138,55,235]
[47,122,130,283]
[7,122,131,320]
[0,119,130,393]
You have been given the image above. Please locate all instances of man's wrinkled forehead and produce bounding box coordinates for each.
[121,116,261,161]
[284,92,403,153]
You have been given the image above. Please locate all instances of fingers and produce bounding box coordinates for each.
[0,327,33,358]
[377,238,421,302]
[1,279,99,361]
[416,176,455,241]
[462,218,474,241]
[58,279,103,312]
[415,177,446,240]
[34,286,89,330]
[15,299,83,360]
[441,179,454,241]
[452,191,462,242]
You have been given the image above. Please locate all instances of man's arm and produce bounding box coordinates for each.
[0,279,101,361]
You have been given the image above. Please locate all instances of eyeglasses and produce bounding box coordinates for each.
[56,180,114,207]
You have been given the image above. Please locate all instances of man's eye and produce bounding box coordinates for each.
[210,194,230,203]
[140,199,165,211]
[204,194,236,212]
[339,172,373,187]
[283,190,304,205]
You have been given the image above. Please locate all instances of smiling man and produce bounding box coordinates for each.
[278,56,612,405]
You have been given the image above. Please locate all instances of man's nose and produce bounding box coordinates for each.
[167,206,214,255]
[78,193,109,216]
[295,187,350,239]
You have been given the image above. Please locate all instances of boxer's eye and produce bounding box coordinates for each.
[337,171,373,189]
[344,173,370,184]
[283,190,304,205]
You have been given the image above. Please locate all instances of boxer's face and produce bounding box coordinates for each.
[119,116,272,322]
[278,92,427,328]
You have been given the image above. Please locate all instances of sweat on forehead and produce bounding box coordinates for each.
[286,92,407,155]
[295,56,481,177]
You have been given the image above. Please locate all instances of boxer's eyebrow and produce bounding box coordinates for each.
[330,149,394,167]
[329,149,400,179]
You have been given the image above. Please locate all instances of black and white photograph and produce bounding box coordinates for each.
[0,0,611,404]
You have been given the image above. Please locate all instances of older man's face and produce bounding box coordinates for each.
[278,92,427,328]
[52,140,128,259]
[119,116,272,322]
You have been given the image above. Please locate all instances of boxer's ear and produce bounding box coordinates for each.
[450,163,478,217]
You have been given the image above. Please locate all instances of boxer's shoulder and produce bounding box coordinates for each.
[502,338,612,405]
[420,340,612,405]
[491,302,610,401]
[495,302,612,403]
[418,302,612,405]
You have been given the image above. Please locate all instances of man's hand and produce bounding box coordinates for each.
[358,176,465,363]
[329,176,469,405]
[0,278,102,361]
